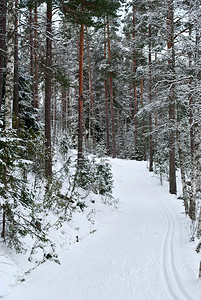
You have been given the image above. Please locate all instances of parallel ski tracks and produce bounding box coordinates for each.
[160,201,192,300]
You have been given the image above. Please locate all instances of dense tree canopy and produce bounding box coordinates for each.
[0,0,200,256]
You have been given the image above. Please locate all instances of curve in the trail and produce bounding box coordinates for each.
[160,201,192,300]
[3,159,200,300]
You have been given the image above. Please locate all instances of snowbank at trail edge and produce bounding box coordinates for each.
[2,158,201,300]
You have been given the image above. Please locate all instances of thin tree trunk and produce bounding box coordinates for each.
[29,5,34,103]
[13,0,19,126]
[133,2,137,155]
[2,0,14,239]
[0,0,7,112]
[167,0,176,194]
[45,0,52,179]
[107,16,116,158]
[1,205,6,239]
[61,87,67,131]
[86,26,95,149]
[192,9,200,198]
[104,24,110,156]
[141,76,146,161]
[154,52,158,128]
[193,107,200,197]
[188,23,194,161]
[33,0,39,110]
[175,107,188,214]
[148,23,153,171]
[67,87,70,132]
[4,0,15,130]
[53,86,57,144]
[129,83,134,119]
[188,3,200,224]
[197,207,201,239]
[78,22,84,164]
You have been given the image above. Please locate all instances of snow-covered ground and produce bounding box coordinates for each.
[2,158,201,299]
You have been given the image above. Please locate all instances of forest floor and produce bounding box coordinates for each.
[2,158,201,300]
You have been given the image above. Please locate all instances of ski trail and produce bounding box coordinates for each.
[160,201,192,300]
[3,159,200,300]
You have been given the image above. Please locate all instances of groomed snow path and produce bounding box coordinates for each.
[4,159,201,300]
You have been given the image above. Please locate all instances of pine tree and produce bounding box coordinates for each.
[45,0,53,178]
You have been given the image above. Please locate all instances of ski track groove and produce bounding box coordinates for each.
[160,201,192,300]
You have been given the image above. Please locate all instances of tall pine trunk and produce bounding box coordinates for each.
[104,24,110,156]
[78,22,84,164]
[29,5,34,98]
[192,0,201,239]
[33,1,39,110]
[13,0,19,126]
[2,0,15,240]
[167,0,176,195]
[140,76,146,161]
[45,0,52,179]
[132,2,137,156]
[148,23,153,171]
[86,26,95,149]
[107,16,116,158]
[0,0,7,112]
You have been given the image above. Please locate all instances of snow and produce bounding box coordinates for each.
[1,158,201,299]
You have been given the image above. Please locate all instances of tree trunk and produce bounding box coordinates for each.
[167,0,176,194]
[86,26,95,149]
[133,2,137,155]
[78,22,84,164]
[141,76,146,161]
[67,87,70,133]
[13,0,19,126]
[45,0,52,179]
[4,0,15,130]
[192,5,201,199]
[148,23,153,171]
[188,22,194,161]
[107,16,116,158]
[33,0,39,110]
[104,24,110,156]
[192,107,200,197]
[0,0,7,112]
[29,5,34,102]
[61,87,67,131]
[176,111,188,214]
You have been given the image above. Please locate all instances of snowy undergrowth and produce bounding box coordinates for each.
[0,149,118,297]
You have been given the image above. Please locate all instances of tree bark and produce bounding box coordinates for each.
[104,24,110,156]
[86,26,95,149]
[107,16,116,158]
[78,22,84,164]
[133,2,137,155]
[29,5,34,102]
[13,0,19,125]
[0,0,7,112]
[45,0,52,179]
[188,22,194,161]
[192,4,200,199]
[167,0,176,194]
[141,76,146,161]
[4,0,15,130]
[67,87,70,132]
[148,23,153,171]
[33,0,39,110]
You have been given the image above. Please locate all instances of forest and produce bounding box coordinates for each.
[0,0,201,265]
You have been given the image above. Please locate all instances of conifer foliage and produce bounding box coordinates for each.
[0,0,200,260]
